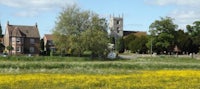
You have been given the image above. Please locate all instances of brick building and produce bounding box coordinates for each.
[3,21,40,55]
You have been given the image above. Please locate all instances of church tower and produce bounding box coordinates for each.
[109,15,123,39]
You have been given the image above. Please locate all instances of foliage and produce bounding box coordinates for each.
[116,37,125,53]
[6,45,13,54]
[124,34,148,53]
[186,21,200,53]
[124,34,136,50]
[0,43,5,53]
[40,39,44,51]
[6,45,13,51]
[0,23,2,38]
[128,36,148,53]
[174,30,192,53]
[53,5,88,56]
[81,16,109,58]
[148,19,200,54]
[149,17,178,54]
[53,5,108,57]
[39,39,45,55]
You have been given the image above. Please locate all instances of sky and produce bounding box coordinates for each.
[0,0,200,37]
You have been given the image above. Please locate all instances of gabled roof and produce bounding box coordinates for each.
[123,31,137,36]
[7,23,40,38]
[44,34,53,40]
[123,30,146,37]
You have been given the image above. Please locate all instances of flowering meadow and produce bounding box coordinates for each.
[0,56,200,88]
[0,70,199,89]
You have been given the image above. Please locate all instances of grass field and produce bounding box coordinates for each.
[0,56,200,74]
[0,56,200,88]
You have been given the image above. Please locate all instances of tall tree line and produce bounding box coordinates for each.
[147,17,200,54]
[123,17,200,54]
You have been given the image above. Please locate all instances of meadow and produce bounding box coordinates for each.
[0,56,200,88]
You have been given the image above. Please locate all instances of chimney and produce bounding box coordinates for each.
[7,21,9,26]
[35,22,38,28]
[0,21,1,29]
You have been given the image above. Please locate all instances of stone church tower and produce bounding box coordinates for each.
[109,15,123,39]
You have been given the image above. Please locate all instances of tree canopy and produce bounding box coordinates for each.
[53,5,109,57]
[149,17,178,54]
[186,21,200,53]
[147,17,200,54]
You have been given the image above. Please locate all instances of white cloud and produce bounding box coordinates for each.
[146,0,200,30]
[14,11,38,17]
[169,9,200,29]
[146,0,200,6]
[0,0,76,17]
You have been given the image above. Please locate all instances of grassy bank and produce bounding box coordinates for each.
[0,56,199,74]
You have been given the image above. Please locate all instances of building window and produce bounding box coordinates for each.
[30,47,34,53]
[16,47,21,52]
[12,37,15,42]
[117,27,120,33]
[48,40,54,46]
[16,38,20,43]
[116,20,120,25]
[30,39,35,44]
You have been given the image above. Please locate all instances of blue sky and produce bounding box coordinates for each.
[0,0,200,37]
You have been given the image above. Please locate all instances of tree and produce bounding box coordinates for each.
[149,17,178,54]
[6,45,13,55]
[174,30,191,54]
[129,36,148,53]
[82,29,108,58]
[40,39,44,55]
[53,5,90,56]
[0,22,2,38]
[0,43,5,53]
[53,5,109,57]
[124,34,136,50]
[40,39,44,51]
[81,15,109,58]
[116,37,125,53]
[186,21,200,53]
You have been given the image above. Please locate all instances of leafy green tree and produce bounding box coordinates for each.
[81,15,109,58]
[6,45,13,55]
[0,22,2,38]
[40,39,44,54]
[53,5,109,57]
[186,21,200,53]
[82,29,108,58]
[129,36,148,53]
[124,34,136,50]
[174,30,191,54]
[116,37,125,53]
[149,17,178,54]
[187,21,200,36]
[53,5,90,56]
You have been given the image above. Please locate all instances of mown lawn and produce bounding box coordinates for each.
[0,56,200,88]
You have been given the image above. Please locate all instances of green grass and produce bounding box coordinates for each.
[1,56,92,61]
[0,56,200,89]
[0,56,199,74]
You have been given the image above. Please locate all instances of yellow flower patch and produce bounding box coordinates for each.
[0,70,200,89]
